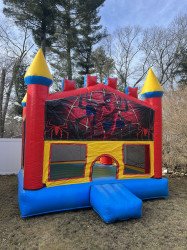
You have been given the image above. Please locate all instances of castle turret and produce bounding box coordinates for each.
[21,93,27,119]
[21,93,27,107]
[24,49,53,189]
[141,68,163,178]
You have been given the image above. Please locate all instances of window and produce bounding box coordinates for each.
[49,144,86,180]
[123,145,150,175]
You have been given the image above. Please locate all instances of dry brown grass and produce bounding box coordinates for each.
[163,86,187,174]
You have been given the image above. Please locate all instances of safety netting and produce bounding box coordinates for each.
[123,145,150,174]
[49,144,86,180]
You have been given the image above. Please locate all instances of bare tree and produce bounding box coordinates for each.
[107,26,152,89]
[0,24,34,137]
[105,14,187,90]
[141,15,187,87]
[92,46,115,82]
[112,26,141,88]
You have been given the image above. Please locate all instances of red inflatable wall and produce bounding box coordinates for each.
[146,97,162,178]
[24,85,48,189]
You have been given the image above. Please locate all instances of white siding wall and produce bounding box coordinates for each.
[0,139,22,174]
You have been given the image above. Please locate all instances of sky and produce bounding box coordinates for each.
[100,0,187,32]
[0,0,187,31]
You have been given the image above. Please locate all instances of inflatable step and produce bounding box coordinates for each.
[90,183,142,223]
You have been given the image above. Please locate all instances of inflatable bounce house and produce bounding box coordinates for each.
[18,49,168,223]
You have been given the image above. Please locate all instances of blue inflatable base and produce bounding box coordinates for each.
[18,170,169,222]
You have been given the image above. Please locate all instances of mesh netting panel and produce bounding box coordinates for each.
[49,144,86,180]
[50,163,85,180]
[51,144,86,162]
[124,145,145,168]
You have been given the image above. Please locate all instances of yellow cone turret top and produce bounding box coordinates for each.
[141,68,163,98]
[24,49,53,86]
[21,93,27,107]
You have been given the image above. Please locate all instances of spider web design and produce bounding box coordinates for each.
[45,89,154,141]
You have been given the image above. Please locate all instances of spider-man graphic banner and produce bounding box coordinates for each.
[45,89,154,141]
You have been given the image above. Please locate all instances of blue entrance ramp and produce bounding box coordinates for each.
[90,183,143,223]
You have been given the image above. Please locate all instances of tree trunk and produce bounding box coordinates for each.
[0,68,6,137]
[1,64,17,137]
[66,44,72,79]
[41,38,46,56]
[118,74,127,88]
[66,4,73,80]
[41,18,47,56]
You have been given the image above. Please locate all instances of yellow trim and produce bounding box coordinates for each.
[125,164,145,173]
[51,160,86,165]
[43,140,154,187]
[141,68,163,95]
[25,49,53,80]
[22,93,27,104]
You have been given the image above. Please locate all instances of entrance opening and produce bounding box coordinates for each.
[91,155,119,181]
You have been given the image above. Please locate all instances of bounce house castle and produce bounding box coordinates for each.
[18,49,168,223]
